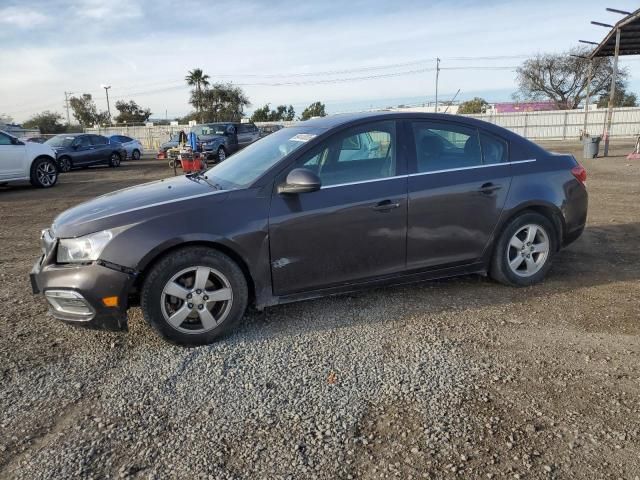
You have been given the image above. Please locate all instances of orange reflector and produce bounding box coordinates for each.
[102,296,119,307]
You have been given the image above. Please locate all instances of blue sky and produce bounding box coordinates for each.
[2,0,640,122]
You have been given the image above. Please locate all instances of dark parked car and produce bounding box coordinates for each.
[46,133,126,172]
[259,124,284,137]
[31,112,587,346]
[193,122,260,162]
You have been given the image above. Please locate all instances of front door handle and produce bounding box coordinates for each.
[478,182,502,194]
[372,199,401,212]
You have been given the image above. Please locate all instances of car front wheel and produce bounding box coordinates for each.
[490,212,557,287]
[217,146,226,163]
[132,149,141,160]
[140,247,248,346]
[30,157,58,188]
[109,152,121,167]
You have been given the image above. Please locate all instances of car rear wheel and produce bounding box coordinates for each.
[132,149,141,161]
[30,157,58,188]
[141,247,248,346]
[109,152,121,168]
[58,156,72,172]
[490,212,556,287]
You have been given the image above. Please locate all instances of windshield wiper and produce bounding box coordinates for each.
[185,170,223,190]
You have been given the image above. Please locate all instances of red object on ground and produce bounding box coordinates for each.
[181,156,204,173]
[627,152,640,160]
[156,151,166,160]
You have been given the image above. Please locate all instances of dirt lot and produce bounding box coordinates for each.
[0,141,638,479]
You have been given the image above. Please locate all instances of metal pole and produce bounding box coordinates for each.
[583,60,592,137]
[103,86,112,125]
[434,57,440,113]
[603,28,621,156]
[64,92,73,125]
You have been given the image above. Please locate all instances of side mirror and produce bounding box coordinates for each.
[11,137,24,146]
[278,168,321,195]
[72,144,79,150]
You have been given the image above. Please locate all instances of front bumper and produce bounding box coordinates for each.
[30,253,134,331]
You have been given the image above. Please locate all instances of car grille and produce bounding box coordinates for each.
[40,229,56,257]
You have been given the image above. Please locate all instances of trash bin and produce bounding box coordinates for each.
[583,135,601,159]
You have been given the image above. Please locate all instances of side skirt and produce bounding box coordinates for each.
[261,262,487,308]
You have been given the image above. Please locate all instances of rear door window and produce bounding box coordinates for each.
[90,135,108,145]
[411,122,481,173]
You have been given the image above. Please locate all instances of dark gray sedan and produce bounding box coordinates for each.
[31,112,587,345]
[46,133,126,172]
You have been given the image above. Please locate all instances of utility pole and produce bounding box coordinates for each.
[583,59,593,136]
[101,84,112,125]
[64,91,73,125]
[434,57,441,113]
[603,28,621,157]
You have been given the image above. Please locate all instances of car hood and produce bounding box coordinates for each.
[51,175,229,238]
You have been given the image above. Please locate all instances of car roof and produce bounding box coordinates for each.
[299,111,527,141]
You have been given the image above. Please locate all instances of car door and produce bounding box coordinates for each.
[236,124,254,149]
[406,120,512,270]
[269,120,408,295]
[72,135,94,165]
[90,135,110,164]
[0,132,27,181]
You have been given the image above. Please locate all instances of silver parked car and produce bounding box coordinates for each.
[108,135,144,160]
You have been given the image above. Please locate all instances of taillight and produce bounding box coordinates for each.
[571,164,587,186]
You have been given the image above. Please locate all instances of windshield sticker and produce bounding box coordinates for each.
[290,133,317,143]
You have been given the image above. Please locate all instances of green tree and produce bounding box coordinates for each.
[300,101,326,120]
[69,94,109,126]
[185,68,210,122]
[114,100,152,123]
[22,111,67,134]
[200,83,250,122]
[250,104,272,122]
[250,104,296,122]
[596,87,638,108]
[457,97,488,114]
[515,47,627,110]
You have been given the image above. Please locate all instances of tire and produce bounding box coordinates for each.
[141,247,248,346]
[109,152,121,168]
[132,149,141,161]
[30,157,58,188]
[58,156,72,173]
[490,212,557,287]
[216,146,226,163]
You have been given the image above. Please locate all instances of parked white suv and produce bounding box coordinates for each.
[0,130,59,188]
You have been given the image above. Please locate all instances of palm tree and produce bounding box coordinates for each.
[185,68,210,122]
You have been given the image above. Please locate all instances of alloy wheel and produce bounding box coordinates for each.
[36,162,57,187]
[111,153,120,167]
[60,158,71,172]
[506,224,550,277]
[218,148,226,162]
[161,266,233,334]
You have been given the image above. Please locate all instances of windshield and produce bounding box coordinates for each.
[193,124,228,136]
[45,135,76,147]
[206,126,324,189]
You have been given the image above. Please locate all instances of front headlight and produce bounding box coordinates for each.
[57,230,113,263]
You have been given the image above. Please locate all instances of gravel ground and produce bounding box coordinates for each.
[0,142,639,479]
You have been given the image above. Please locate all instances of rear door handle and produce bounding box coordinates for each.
[478,182,502,194]
[372,199,401,211]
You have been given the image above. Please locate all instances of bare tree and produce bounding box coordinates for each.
[515,48,627,109]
